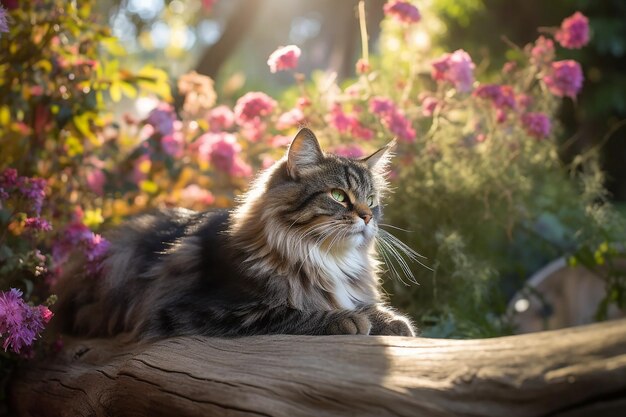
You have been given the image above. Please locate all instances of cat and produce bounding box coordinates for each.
[54,128,416,339]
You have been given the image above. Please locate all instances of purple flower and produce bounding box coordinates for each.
[521,112,551,139]
[207,105,235,131]
[161,132,185,158]
[555,12,590,49]
[0,288,51,355]
[384,1,421,24]
[24,217,53,232]
[267,45,301,73]
[146,103,176,136]
[369,97,396,115]
[431,50,475,93]
[543,60,584,99]
[473,84,516,110]
[18,177,47,216]
[0,6,9,34]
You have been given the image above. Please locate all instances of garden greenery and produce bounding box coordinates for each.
[0,0,624,383]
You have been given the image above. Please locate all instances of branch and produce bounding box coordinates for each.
[10,319,626,416]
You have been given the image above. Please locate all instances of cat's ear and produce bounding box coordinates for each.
[362,139,396,172]
[287,128,324,178]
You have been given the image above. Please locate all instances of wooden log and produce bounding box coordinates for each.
[10,319,626,417]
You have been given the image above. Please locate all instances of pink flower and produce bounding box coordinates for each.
[431,49,475,93]
[208,105,235,131]
[234,92,277,124]
[384,0,421,24]
[24,217,52,232]
[161,132,185,158]
[0,6,9,34]
[473,84,516,110]
[270,135,292,148]
[196,132,250,177]
[241,119,267,142]
[201,0,216,12]
[502,61,517,74]
[530,36,555,66]
[332,144,365,159]
[327,104,375,140]
[420,96,439,117]
[543,60,584,99]
[368,96,415,142]
[181,184,215,206]
[276,108,305,130]
[328,104,354,133]
[86,168,106,196]
[517,94,533,110]
[0,288,50,355]
[296,97,311,109]
[84,233,110,273]
[521,112,551,139]
[356,59,371,74]
[555,12,590,49]
[146,103,176,136]
[267,45,301,73]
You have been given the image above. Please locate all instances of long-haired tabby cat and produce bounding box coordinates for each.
[55,128,416,339]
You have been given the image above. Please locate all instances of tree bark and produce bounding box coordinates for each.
[10,319,626,417]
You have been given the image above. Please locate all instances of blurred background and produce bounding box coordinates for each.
[103,0,626,201]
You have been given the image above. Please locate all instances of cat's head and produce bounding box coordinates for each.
[238,128,394,255]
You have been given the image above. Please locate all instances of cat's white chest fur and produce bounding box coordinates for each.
[310,246,369,309]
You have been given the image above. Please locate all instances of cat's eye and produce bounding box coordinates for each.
[331,189,348,203]
[367,195,375,207]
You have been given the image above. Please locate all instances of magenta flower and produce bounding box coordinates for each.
[146,103,176,136]
[431,49,475,93]
[241,119,267,142]
[267,45,301,73]
[384,0,421,24]
[530,36,555,66]
[234,92,277,124]
[521,112,552,139]
[0,168,18,188]
[24,217,52,232]
[0,6,8,34]
[521,112,551,139]
[543,60,584,99]
[555,12,590,49]
[269,135,293,148]
[328,104,354,133]
[207,105,235,131]
[368,96,415,142]
[161,132,185,158]
[370,97,396,115]
[0,288,51,355]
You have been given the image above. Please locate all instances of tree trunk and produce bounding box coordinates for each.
[10,319,626,417]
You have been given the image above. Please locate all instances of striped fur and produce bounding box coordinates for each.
[54,128,416,339]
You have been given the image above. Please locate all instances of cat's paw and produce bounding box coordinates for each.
[326,313,372,335]
[376,316,416,337]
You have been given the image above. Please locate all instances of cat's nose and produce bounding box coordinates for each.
[360,214,372,225]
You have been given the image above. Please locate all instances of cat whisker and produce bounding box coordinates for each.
[376,240,410,287]
[377,236,418,285]
[378,223,413,233]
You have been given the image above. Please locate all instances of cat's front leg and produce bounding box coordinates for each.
[364,304,417,337]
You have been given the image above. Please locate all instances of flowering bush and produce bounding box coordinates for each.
[0,0,624,369]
